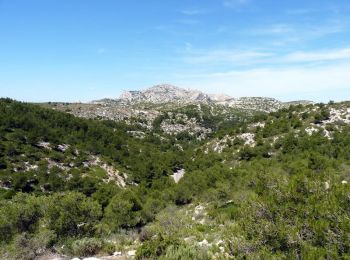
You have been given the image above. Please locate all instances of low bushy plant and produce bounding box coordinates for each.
[71,237,103,257]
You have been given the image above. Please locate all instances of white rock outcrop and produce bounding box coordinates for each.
[120,84,211,104]
[171,169,185,183]
[127,250,136,256]
[198,239,211,247]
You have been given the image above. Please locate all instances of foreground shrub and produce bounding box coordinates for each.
[104,190,142,230]
[162,244,209,260]
[136,235,209,260]
[136,235,182,259]
[46,192,102,238]
[0,193,43,243]
[5,230,56,260]
[71,237,103,257]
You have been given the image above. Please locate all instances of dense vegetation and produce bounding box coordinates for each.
[0,98,349,259]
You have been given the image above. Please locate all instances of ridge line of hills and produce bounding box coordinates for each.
[91,84,313,111]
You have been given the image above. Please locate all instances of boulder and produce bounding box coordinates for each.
[113,251,122,256]
[127,250,136,256]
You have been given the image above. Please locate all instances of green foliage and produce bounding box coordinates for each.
[142,197,166,222]
[104,190,143,230]
[314,108,330,123]
[174,185,192,205]
[92,183,120,209]
[46,192,102,238]
[1,99,350,258]
[71,237,103,257]
[0,98,187,187]
[0,193,43,242]
[4,230,56,260]
[162,244,208,260]
[136,235,182,259]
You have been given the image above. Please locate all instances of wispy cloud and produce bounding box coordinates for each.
[180,9,207,16]
[248,20,346,45]
[175,19,200,25]
[153,25,168,31]
[176,44,350,101]
[284,47,350,62]
[286,8,320,15]
[251,22,345,37]
[223,0,249,8]
[251,24,294,35]
[176,62,350,101]
[183,49,274,65]
[181,46,350,66]
[286,4,350,16]
[184,42,193,51]
[310,21,345,37]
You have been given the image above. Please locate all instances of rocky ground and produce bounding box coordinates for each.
[41,84,312,140]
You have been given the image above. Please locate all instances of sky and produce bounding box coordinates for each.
[0,0,350,102]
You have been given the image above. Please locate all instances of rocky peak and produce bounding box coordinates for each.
[91,84,313,113]
[119,84,212,104]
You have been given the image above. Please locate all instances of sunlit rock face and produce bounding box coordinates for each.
[119,84,212,104]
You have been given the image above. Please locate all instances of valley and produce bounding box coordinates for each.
[0,86,349,259]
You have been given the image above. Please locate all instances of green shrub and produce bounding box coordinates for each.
[174,185,192,205]
[5,230,56,260]
[161,244,208,260]
[104,190,142,230]
[0,193,43,242]
[45,192,102,238]
[71,237,103,257]
[136,235,182,259]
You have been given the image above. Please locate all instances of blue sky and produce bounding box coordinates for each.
[0,0,350,102]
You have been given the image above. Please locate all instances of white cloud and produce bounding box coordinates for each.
[183,49,274,64]
[286,8,319,15]
[250,20,345,41]
[251,24,294,35]
[181,46,350,66]
[286,5,349,16]
[285,47,350,62]
[175,19,200,25]
[223,0,249,8]
[310,22,345,37]
[184,42,193,51]
[176,62,350,101]
[180,9,206,15]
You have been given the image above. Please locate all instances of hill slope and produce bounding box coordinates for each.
[0,98,349,259]
[43,84,312,141]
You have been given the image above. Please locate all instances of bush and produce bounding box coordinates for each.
[5,230,56,260]
[142,197,166,222]
[104,190,142,230]
[0,193,43,242]
[45,192,102,238]
[92,183,120,209]
[174,185,192,205]
[71,237,103,257]
[162,244,208,260]
[136,235,182,259]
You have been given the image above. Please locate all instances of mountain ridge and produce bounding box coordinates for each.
[92,84,313,112]
[118,84,213,104]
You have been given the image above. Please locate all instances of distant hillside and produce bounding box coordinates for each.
[118,84,212,104]
[43,84,313,140]
[93,84,313,112]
